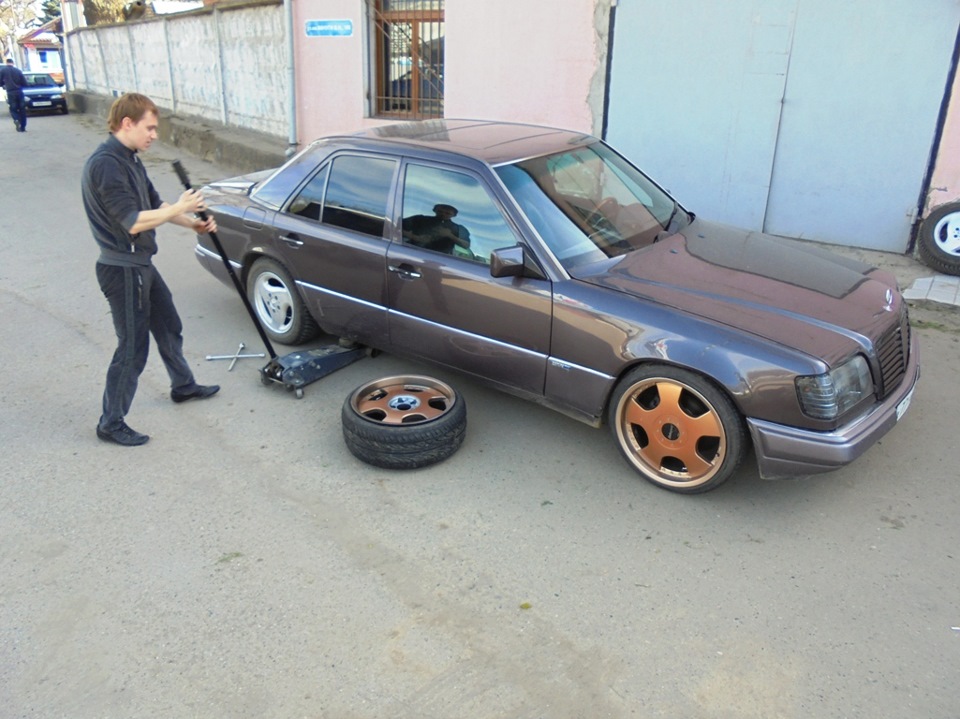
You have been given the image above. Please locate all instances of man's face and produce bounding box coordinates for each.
[123,110,159,152]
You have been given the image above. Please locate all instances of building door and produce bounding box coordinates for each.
[606,0,960,252]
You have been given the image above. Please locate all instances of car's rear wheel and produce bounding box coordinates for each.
[608,364,747,493]
[342,375,466,469]
[246,257,319,345]
[917,201,960,276]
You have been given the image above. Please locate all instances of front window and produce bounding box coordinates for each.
[372,0,444,119]
[497,142,686,269]
[401,164,519,263]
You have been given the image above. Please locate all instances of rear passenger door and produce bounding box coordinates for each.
[271,153,399,342]
[386,161,552,394]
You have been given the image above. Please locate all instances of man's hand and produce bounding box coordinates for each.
[176,188,206,214]
[191,216,218,234]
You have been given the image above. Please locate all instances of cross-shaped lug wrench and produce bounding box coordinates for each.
[205,342,266,370]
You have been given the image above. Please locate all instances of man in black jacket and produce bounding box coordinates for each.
[1,58,28,132]
[82,93,220,446]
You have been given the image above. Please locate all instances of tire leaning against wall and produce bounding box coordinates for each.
[917,201,960,276]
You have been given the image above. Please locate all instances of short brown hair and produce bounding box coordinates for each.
[107,93,159,133]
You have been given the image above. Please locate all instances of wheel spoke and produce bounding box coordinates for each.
[680,408,722,438]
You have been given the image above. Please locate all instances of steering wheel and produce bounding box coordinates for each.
[584,197,622,237]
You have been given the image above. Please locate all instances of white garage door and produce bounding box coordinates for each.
[606,0,960,251]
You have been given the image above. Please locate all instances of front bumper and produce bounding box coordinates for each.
[747,331,921,479]
[26,98,66,112]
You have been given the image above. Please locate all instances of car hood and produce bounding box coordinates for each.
[24,85,61,96]
[570,218,901,363]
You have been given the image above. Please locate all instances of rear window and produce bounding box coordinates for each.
[320,155,397,237]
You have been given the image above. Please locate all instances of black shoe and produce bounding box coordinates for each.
[171,383,220,403]
[97,422,150,446]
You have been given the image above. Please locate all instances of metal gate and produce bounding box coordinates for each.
[605,0,960,252]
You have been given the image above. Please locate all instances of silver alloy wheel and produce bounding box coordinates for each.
[918,201,960,276]
[932,210,960,257]
[252,270,295,335]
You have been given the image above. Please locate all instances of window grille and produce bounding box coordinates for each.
[373,0,444,119]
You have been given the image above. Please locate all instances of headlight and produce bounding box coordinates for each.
[796,356,873,420]
[52,93,63,99]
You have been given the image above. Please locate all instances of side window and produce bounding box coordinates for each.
[287,165,329,220]
[401,164,518,263]
[254,149,322,210]
[322,155,397,237]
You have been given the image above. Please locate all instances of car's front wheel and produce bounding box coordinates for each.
[917,201,960,276]
[246,257,319,345]
[608,364,747,493]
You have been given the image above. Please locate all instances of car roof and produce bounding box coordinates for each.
[329,119,598,166]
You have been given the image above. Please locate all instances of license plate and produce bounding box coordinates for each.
[33,101,51,107]
[896,387,914,421]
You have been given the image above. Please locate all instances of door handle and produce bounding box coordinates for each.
[280,234,304,247]
[388,263,422,279]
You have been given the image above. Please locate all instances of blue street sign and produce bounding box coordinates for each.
[305,19,354,37]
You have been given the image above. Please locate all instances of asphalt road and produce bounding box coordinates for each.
[1,111,958,719]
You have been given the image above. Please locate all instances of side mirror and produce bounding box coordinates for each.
[489,245,546,280]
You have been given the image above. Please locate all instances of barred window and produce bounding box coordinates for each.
[372,0,444,119]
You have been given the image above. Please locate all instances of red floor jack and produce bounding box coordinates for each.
[174,160,366,398]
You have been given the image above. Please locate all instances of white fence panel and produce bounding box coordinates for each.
[66,1,286,138]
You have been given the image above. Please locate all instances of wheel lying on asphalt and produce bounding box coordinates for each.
[917,201,960,276]
[608,364,747,493]
[342,375,467,469]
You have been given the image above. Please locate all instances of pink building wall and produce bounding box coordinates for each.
[444,1,603,133]
[291,0,604,145]
[927,65,960,214]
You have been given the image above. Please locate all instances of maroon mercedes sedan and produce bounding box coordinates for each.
[195,120,919,493]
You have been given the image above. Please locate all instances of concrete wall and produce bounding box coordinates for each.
[65,0,288,138]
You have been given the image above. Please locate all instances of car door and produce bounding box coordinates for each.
[270,152,399,342]
[386,161,553,395]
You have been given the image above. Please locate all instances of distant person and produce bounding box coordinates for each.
[403,203,472,255]
[1,58,27,132]
[81,93,220,447]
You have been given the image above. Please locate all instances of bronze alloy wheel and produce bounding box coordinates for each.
[342,375,467,469]
[609,365,747,493]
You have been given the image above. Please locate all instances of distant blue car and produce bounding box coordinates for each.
[23,73,68,115]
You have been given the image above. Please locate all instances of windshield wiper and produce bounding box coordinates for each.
[664,201,680,231]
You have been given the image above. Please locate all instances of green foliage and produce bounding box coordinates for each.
[39,0,62,24]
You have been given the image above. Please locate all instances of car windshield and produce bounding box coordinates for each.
[496,141,687,269]
[26,75,56,87]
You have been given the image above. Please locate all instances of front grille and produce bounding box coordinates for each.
[875,304,910,399]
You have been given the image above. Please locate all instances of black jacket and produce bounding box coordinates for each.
[0,64,26,93]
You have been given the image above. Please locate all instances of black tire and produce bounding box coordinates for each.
[917,201,960,276]
[607,364,747,493]
[61,105,69,115]
[246,257,319,345]
[342,375,466,469]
